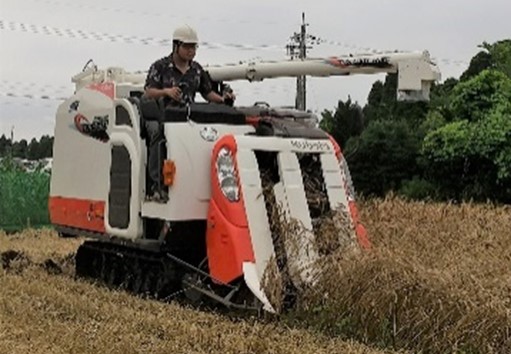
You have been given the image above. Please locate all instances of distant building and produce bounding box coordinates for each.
[0,157,52,173]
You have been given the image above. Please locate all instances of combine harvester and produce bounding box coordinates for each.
[49,50,440,313]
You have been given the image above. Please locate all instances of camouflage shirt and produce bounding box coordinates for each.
[144,55,213,105]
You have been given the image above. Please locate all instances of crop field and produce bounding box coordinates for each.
[1,198,510,353]
[0,164,50,232]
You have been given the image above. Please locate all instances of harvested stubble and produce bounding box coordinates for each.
[0,230,388,354]
[290,197,511,354]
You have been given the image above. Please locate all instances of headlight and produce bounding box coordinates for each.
[216,147,239,202]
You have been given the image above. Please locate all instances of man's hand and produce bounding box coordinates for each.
[221,84,236,106]
[163,87,182,102]
[223,91,236,103]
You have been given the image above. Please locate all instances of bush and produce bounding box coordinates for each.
[345,120,421,197]
[398,178,438,201]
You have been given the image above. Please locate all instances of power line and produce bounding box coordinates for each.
[25,0,280,26]
[6,0,484,68]
[0,91,66,101]
[0,80,70,93]
[0,20,283,52]
[0,80,70,102]
[0,81,294,104]
[0,19,469,68]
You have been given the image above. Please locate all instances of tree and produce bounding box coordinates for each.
[460,40,511,81]
[421,69,511,202]
[12,139,28,159]
[427,78,459,123]
[345,73,432,197]
[0,134,11,157]
[39,135,54,158]
[483,39,511,78]
[460,51,492,82]
[450,69,511,122]
[345,120,420,196]
[27,138,42,160]
[320,97,364,149]
[363,73,429,126]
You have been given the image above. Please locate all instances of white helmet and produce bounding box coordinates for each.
[173,25,199,44]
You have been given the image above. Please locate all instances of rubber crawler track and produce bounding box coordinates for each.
[75,241,262,312]
[76,241,180,299]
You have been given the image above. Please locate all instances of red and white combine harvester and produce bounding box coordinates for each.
[49,51,440,313]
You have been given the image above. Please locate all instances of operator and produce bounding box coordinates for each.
[143,24,235,202]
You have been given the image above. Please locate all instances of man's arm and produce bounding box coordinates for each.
[199,67,235,104]
[145,87,182,101]
[205,90,225,103]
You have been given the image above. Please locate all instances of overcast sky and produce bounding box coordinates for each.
[1,0,509,140]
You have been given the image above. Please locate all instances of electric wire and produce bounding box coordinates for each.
[0,20,283,52]
[0,19,470,67]
[23,0,281,26]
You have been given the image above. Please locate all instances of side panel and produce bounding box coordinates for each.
[49,197,105,233]
[50,88,113,231]
[50,92,144,240]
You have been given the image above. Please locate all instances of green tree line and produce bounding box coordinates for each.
[321,39,511,203]
[0,134,54,160]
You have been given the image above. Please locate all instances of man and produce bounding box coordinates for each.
[143,24,234,202]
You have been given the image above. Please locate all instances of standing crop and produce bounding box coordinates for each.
[0,159,50,231]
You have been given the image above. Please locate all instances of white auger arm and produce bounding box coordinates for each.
[72,50,440,101]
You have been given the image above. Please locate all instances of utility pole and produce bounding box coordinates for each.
[10,126,14,159]
[286,13,320,111]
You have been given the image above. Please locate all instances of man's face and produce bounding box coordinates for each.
[177,43,197,62]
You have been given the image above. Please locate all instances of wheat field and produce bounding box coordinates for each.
[1,197,510,353]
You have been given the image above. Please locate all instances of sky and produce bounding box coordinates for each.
[0,0,510,140]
